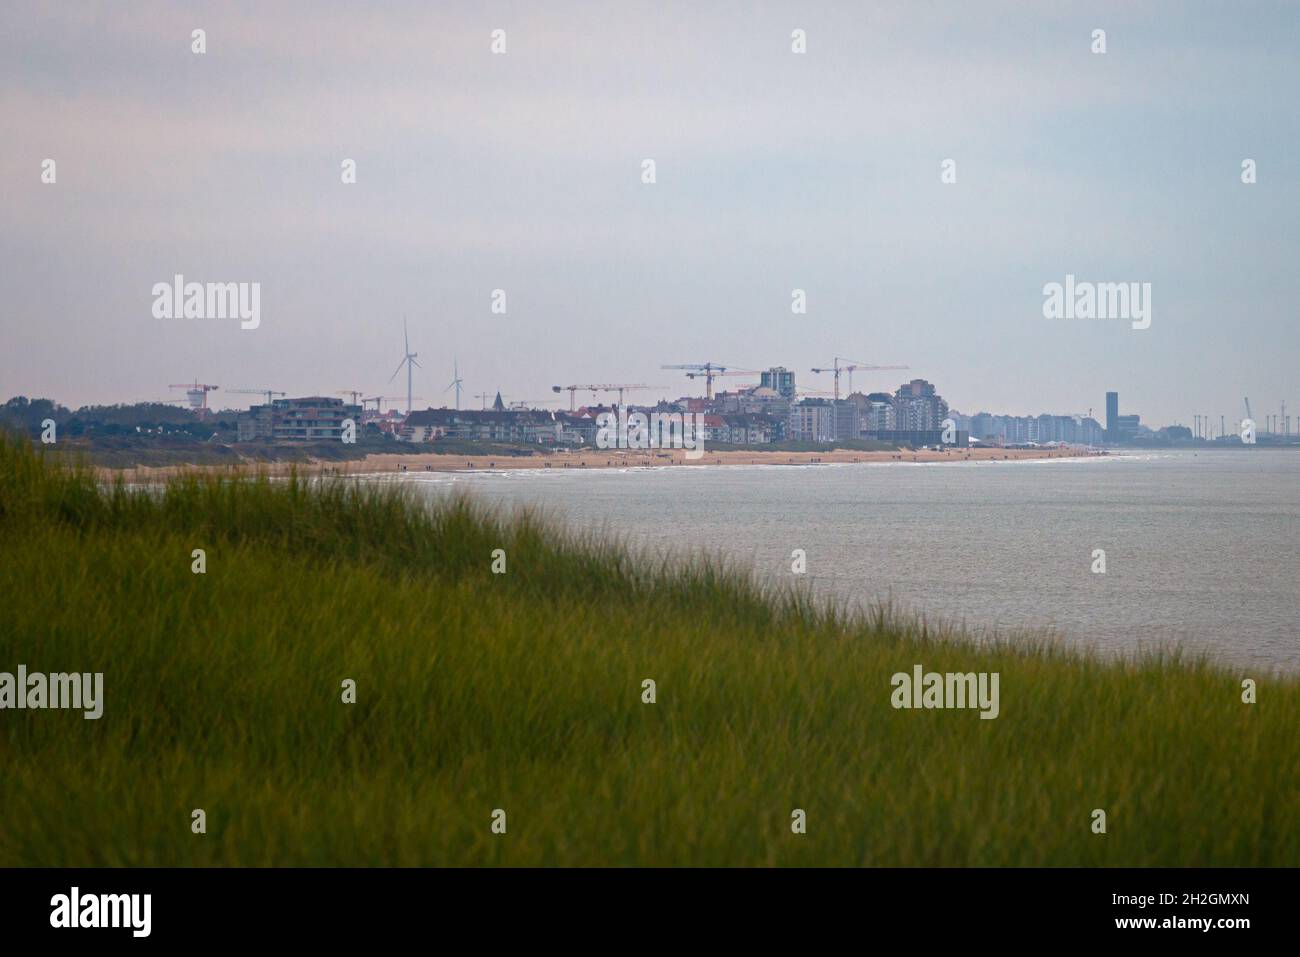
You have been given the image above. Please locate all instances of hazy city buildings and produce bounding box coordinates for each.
[228,373,1116,451]
[891,379,949,432]
[760,366,797,399]
[237,396,361,442]
[788,399,837,443]
[955,411,1104,446]
[1101,392,1143,444]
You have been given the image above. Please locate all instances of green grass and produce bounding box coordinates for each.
[0,433,1296,866]
[44,434,445,468]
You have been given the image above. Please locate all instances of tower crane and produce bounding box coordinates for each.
[551,383,666,411]
[660,363,750,399]
[363,395,423,413]
[169,381,219,411]
[229,388,286,405]
[685,369,760,391]
[810,359,909,400]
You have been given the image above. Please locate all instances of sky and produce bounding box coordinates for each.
[2,1,1297,427]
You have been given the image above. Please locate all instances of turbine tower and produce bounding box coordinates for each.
[444,358,464,410]
[387,318,421,416]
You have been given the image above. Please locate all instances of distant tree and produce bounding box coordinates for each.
[73,403,198,428]
[0,396,71,432]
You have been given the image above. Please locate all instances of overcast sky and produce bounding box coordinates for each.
[2,1,1296,426]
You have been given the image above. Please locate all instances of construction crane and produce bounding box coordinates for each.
[229,388,287,405]
[169,381,219,411]
[660,363,751,399]
[809,359,909,400]
[363,395,423,413]
[685,369,760,392]
[551,383,665,411]
[337,390,365,405]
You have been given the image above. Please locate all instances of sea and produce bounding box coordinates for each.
[373,450,1300,671]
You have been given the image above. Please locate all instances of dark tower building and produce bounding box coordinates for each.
[1106,391,1119,440]
[760,367,797,399]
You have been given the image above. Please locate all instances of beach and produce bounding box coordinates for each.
[111,444,1093,482]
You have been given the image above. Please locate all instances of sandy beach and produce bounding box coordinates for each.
[111,445,1099,482]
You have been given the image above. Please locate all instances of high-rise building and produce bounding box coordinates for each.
[1106,391,1119,440]
[1116,414,1141,441]
[892,379,949,431]
[760,367,797,399]
[864,393,895,433]
[789,399,836,443]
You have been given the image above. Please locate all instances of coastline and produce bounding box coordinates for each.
[107,445,1099,482]
[6,432,1296,867]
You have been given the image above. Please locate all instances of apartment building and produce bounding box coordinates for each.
[891,379,949,432]
[789,399,837,443]
[236,397,361,442]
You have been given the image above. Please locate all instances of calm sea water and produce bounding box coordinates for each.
[377,451,1300,671]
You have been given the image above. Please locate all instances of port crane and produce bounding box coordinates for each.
[551,383,665,411]
[809,359,909,400]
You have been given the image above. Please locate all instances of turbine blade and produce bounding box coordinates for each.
[388,358,406,382]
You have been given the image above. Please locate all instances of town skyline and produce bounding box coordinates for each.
[4,352,1282,438]
[3,3,1296,427]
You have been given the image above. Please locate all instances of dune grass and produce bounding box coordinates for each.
[0,433,1296,866]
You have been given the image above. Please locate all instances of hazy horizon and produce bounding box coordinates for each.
[3,1,1297,427]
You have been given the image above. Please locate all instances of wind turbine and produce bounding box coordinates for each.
[387,318,421,415]
[444,358,464,410]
